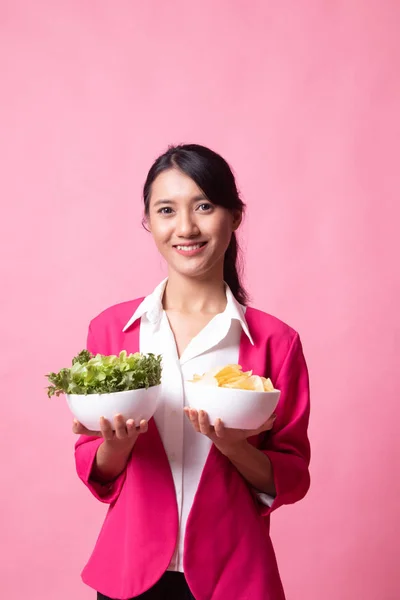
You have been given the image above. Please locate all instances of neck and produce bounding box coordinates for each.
[163,270,227,313]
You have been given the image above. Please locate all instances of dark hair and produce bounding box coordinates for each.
[143,144,248,305]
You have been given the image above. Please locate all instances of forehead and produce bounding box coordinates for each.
[150,168,205,202]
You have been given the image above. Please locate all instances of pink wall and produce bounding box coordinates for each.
[1,2,399,599]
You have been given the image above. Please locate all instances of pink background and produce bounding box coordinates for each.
[1,2,399,599]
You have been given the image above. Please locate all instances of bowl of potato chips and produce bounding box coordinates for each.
[184,364,281,430]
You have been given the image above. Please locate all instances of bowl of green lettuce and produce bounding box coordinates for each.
[46,350,162,430]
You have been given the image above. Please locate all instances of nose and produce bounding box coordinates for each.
[175,209,200,238]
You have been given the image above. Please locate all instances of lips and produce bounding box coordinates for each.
[173,241,208,256]
[174,242,207,252]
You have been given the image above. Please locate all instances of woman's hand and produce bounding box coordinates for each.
[183,408,276,456]
[184,408,277,494]
[73,415,149,483]
[73,414,148,452]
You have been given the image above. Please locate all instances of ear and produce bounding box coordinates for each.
[142,215,151,233]
[232,210,242,231]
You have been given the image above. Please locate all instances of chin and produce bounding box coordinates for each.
[165,248,223,279]
[174,266,207,279]
[172,261,218,281]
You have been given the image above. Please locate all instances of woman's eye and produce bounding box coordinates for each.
[158,207,173,215]
[197,203,213,212]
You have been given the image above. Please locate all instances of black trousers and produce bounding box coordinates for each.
[97,571,195,600]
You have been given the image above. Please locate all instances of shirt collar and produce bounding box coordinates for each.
[122,278,168,332]
[122,278,254,345]
[223,285,254,345]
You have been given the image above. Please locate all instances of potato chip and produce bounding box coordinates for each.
[261,377,274,392]
[192,372,219,386]
[233,375,265,391]
[214,365,242,384]
[189,364,275,392]
[221,374,252,388]
[216,371,247,386]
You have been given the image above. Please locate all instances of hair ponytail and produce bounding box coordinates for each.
[223,233,248,305]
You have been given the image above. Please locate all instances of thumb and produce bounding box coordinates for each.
[72,419,101,437]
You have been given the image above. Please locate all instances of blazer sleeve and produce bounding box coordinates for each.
[74,323,127,504]
[257,332,311,516]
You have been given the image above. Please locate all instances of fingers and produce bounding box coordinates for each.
[127,419,148,435]
[184,408,212,435]
[185,407,210,434]
[138,419,149,434]
[73,416,148,439]
[72,420,101,437]
[184,407,201,432]
[198,410,211,435]
[126,419,136,437]
[114,414,129,439]
[113,415,149,439]
[214,418,225,438]
[100,417,114,441]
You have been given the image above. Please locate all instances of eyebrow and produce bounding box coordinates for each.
[153,194,207,207]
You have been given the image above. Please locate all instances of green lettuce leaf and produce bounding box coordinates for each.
[46,350,162,397]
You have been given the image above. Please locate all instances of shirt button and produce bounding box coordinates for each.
[169,453,176,461]
[171,410,178,417]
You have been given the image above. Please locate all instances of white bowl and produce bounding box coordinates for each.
[184,382,281,430]
[66,385,161,431]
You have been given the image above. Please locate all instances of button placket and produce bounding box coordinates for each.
[160,322,184,503]
[161,344,185,570]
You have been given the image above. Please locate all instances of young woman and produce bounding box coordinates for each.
[73,144,311,600]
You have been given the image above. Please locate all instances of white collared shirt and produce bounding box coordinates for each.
[122,279,273,572]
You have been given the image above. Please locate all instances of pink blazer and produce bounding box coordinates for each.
[75,299,310,600]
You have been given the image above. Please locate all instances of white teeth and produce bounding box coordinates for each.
[176,244,204,251]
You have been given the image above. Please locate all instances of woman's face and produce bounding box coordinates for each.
[147,168,241,280]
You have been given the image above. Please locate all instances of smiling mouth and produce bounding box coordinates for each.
[173,242,207,252]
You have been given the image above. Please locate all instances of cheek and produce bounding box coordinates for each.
[148,220,175,255]
[211,217,234,249]
[149,219,171,241]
